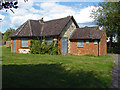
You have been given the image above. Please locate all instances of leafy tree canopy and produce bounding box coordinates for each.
[91,2,120,36]
[3,28,15,41]
[84,26,88,28]
[91,2,120,53]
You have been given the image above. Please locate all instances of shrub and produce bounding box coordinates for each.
[30,38,59,55]
[112,45,120,54]
[107,44,120,54]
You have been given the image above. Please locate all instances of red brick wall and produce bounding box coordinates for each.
[58,37,69,54]
[28,38,31,48]
[11,33,107,55]
[16,38,20,53]
[11,40,13,52]
[11,38,31,53]
[70,31,107,56]
[58,38,61,54]
[99,31,107,56]
[70,40,99,56]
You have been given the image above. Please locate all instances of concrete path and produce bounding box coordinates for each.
[109,54,120,89]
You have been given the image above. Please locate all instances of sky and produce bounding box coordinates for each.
[0,0,102,33]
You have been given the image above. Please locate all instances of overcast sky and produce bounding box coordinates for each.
[0,0,101,33]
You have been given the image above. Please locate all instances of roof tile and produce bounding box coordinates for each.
[70,27,103,40]
[9,16,78,37]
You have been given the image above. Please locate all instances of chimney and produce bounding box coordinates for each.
[96,26,99,30]
[39,17,44,24]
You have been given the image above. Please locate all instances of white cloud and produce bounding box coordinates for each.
[0,20,10,32]
[39,3,99,23]
[8,0,42,27]
[6,1,100,29]
[18,0,34,9]
[10,14,42,27]
[74,6,99,23]
[39,2,75,21]
[0,14,5,20]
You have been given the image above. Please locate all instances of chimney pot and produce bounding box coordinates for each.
[39,17,44,24]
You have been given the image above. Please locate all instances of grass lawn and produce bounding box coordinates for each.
[2,46,114,88]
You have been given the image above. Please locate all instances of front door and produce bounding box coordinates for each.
[13,40,16,52]
[61,38,68,55]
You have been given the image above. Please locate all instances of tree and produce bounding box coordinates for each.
[91,2,120,53]
[3,28,15,41]
[84,26,88,28]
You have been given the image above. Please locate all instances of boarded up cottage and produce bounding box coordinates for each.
[9,16,107,56]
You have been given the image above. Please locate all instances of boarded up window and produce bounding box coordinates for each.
[21,38,28,47]
[46,38,53,45]
[77,40,84,47]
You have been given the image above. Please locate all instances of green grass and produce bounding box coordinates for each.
[2,46,114,88]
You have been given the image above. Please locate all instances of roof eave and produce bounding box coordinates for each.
[69,38,100,40]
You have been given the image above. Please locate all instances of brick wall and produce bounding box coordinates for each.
[70,40,99,56]
[11,38,31,53]
[11,40,13,52]
[59,19,76,54]
[70,31,107,56]
[99,31,107,56]
[58,38,61,54]
[16,38,20,53]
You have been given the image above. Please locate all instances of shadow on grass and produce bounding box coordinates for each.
[3,64,109,88]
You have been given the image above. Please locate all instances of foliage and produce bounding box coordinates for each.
[3,28,15,41]
[30,38,58,55]
[112,45,120,54]
[91,2,120,53]
[84,26,88,28]
[2,46,114,88]
[91,2,120,35]
[107,44,120,54]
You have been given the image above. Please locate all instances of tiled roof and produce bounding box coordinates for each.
[9,16,79,37]
[70,27,103,40]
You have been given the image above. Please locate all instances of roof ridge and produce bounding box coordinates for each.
[28,19,38,21]
[76,26,98,30]
[28,20,33,36]
[44,16,72,23]
[58,16,73,36]
[15,20,28,36]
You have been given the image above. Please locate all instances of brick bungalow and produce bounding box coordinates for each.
[9,16,107,56]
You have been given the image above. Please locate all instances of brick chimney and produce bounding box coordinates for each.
[39,17,44,24]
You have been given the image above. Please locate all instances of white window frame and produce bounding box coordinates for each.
[86,40,89,44]
[46,37,53,45]
[94,40,98,44]
[21,38,28,47]
[77,40,84,47]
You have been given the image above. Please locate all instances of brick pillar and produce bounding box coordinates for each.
[16,39,18,53]
[58,38,61,54]
[11,40,13,52]
[16,38,21,53]
[28,38,31,48]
